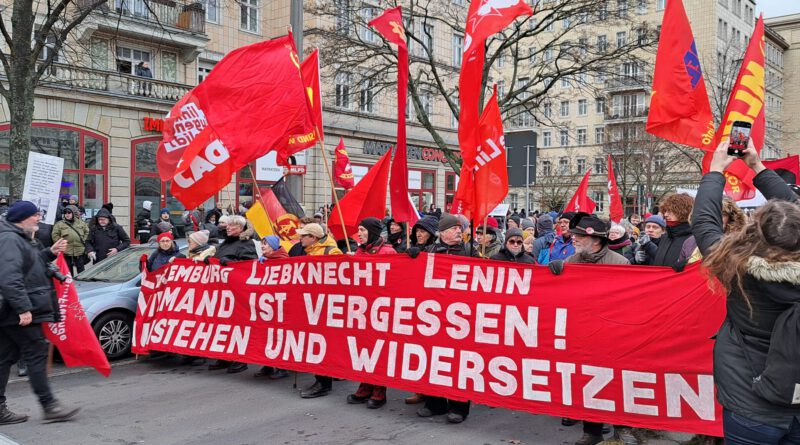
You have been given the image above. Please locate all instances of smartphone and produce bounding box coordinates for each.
[728,121,752,157]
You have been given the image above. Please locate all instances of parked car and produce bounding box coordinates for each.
[75,240,188,360]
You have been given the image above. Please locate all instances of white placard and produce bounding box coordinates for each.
[352,165,369,185]
[255,151,307,181]
[22,152,65,225]
[408,170,422,189]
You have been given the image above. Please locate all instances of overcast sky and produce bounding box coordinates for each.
[756,0,800,19]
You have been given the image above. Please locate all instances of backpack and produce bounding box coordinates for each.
[735,304,800,407]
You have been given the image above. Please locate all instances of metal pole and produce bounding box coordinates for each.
[290,0,303,52]
[525,145,530,214]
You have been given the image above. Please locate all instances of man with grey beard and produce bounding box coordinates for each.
[547,212,633,445]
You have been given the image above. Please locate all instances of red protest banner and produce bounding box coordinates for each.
[133,254,725,436]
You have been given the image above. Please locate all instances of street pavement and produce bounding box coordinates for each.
[1,359,693,445]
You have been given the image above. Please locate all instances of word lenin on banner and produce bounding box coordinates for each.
[134,254,726,436]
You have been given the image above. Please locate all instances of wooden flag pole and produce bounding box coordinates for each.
[248,164,281,236]
[315,127,352,253]
[481,214,489,258]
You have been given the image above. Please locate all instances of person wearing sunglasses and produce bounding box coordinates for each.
[491,228,534,263]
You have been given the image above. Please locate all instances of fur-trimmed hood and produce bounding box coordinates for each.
[748,256,800,286]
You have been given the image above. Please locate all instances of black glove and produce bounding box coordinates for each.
[219,258,230,266]
[407,247,421,259]
[203,257,211,265]
[548,260,565,276]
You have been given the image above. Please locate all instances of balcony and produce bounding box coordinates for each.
[604,76,650,94]
[604,107,649,124]
[38,62,191,102]
[76,0,209,62]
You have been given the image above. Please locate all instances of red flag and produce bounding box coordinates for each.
[472,88,508,224]
[646,0,714,149]
[328,148,392,239]
[763,155,799,185]
[301,49,324,140]
[157,35,314,209]
[333,138,355,190]
[607,155,624,223]
[702,16,765,201]
[563,170,597,214]
[369,7,418,225]
[258,188,300,242]
[454,0,532,216]
[43,255,111,377]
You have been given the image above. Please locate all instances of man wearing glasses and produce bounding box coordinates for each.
[491,228,534,263]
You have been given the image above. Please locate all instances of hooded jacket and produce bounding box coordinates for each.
[0,221,59,326]
[86,209,131,262]
[305,235,343,256]
[406,216,438,252]
[52,212,89,256]
[693,169,799,428]
[135,208,152,237]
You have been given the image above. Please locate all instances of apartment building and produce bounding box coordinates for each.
[765,13,800,158]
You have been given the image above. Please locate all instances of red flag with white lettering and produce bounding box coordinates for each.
[607,156,624,223]
[472,88,508,225]
[43,255,111,377]
[157,35,314,208]
[564,170,597,214]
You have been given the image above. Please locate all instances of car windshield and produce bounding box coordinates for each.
[75,247,151,283]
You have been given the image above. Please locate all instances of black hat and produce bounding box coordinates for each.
[438,213,460,233]
[359,217,384,244]
[6,201,39,223]
[569,212,609,239]
[557,211,576,221]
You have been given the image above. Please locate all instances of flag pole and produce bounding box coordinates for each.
[247,165,281,236]
[314,127,352,253]
[481,214,488,258]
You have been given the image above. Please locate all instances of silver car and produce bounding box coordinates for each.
[75,241,188,360]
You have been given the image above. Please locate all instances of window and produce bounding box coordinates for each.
[542,131,552,147]
[414,23,434,57]
[445,171,457,212]
[637,0,647,14]
[654,154,665,170]
[595,126,605,144]
[497,80,505,98]
[542,160,552,176]
[204,0,219,23]
[419,91,433,116]
[161,52,177,83]
[240,0,259,33]
[335,0,351,34]
[577,130,587,146]
[595,157,605,173]
[618,0,628,18]
[578,38,588,56]
[198,62,214,83]
[90,38,107,69]
[359,79,375,113]
[408,169,436,211]
[558,156,569,173]
[497,50,505,68]
[0,124,107,216]
[359,7,379,43]
[657,0,666,11]
[114,0,149,17]
[529,47,537,64]
[578,99,587,116]
[563,17,571,30]
[546,20,555,32]
[616,31,627,48]
[335,72,352,109]
[717,19,727,41]
[452,34,464,66]
[733,0,741,17]
[560,100,569,117]
[596,98,605,113]
[598,1,609,20]
[544,48,553,61]
[637,28,648,46]
[560,130,569,146]
[543,102,552,118]
[115,45,151,75]
[592,191,605,212]
[576,157,586,173]
[561,76,570,88]
[597,35,608,53]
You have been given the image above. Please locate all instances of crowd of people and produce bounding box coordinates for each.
[0,142,796,444]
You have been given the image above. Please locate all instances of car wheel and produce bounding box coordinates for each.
[92,311,133,360]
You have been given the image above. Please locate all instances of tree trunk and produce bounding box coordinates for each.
[8,0,37,200]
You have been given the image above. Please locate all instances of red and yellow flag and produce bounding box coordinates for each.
[333,138,355,190]
[703,16,765,200]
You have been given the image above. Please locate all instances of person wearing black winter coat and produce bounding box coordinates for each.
[135,201,153,244]
[491,228,535,263]
[650,193,696,269]
[404,215,438,254]
[146,234,185,272]
[694,142,800,442]
[86,208,130,263]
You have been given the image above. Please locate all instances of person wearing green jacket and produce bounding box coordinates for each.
[51,205,89,276]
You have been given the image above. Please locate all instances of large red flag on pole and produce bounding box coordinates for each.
[563,170,597,214]
[452,0,533,218]
[607,155,624,223]
[333,138,355,190]
[328,149,392,239]
[156,35,314,209]
[44,255,111,377]
[702,16,765,201]
[472,87,509,224]
[301,48,324,141]
[369,7,419,225]
[646,0,714,149]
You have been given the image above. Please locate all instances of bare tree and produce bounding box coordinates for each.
[307,0,657,175]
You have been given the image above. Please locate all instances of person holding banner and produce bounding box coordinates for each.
[0,201,80,424]
[695,141,800,444]
[491,228,534,264]
[346,218,396,409]
[650,193,696,270]
[253,235,290,380]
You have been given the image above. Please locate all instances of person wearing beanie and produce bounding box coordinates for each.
[0,201,81,424]
[507,215,521,229]
[135,200,154,244]
[531,215,556,261]
[146,232,184,272]
[149,208,177,241]
[520,218,536,237]
[66,195,85,218]
[491,227,534,263]
[412,212,473,423]
[86,208,130,264]
[386,219,408,252]
[475,218,502,259]
[187,230,216,263]
[252,234,290,379]
[346,217,396,409]
[51,205,89,275]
